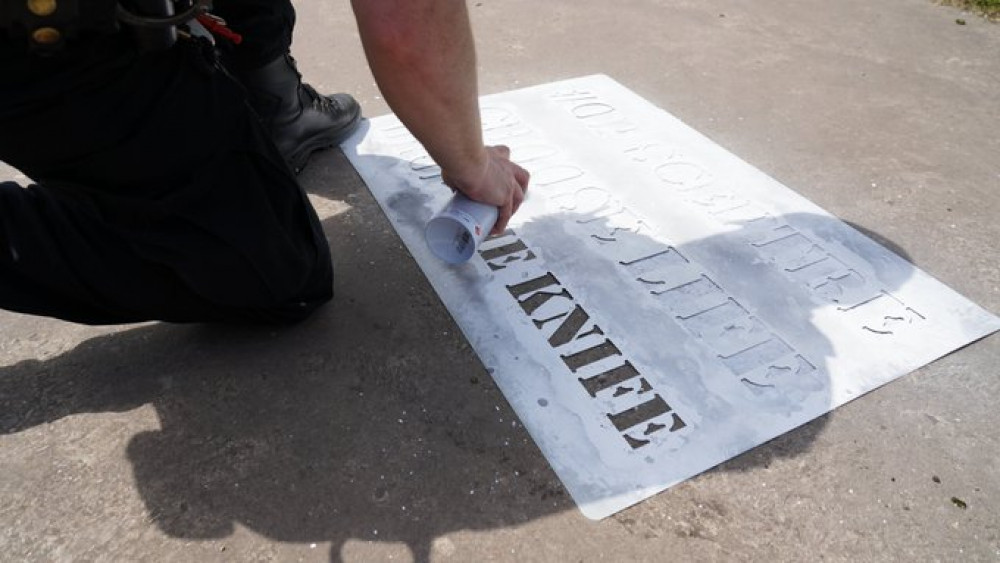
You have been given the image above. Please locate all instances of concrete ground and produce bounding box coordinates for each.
[2,0,999,561]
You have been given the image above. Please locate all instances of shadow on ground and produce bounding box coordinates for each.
[0,150,917,561]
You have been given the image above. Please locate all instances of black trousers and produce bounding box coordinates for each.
[0,1,334,325]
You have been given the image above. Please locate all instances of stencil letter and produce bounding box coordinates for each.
[545,305,604,349]
[654,159,715,190]
[480,238,537,271]
[548,186,625,218]
[532,165,586,187]
[561,339,623,373]
[507,273,568,315]
[578,361,641,397]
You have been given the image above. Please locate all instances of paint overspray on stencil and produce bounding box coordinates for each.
[343,75,1000,520]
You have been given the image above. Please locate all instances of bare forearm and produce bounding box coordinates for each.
[350,0,529,232]
[351,0,486,184]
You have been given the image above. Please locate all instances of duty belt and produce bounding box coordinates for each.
[0,0,213,54]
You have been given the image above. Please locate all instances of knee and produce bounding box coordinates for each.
[250,255,334,324]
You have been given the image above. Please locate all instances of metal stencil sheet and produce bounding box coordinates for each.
[342,75,1000,520]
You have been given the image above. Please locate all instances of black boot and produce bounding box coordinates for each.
[238,54,362,173]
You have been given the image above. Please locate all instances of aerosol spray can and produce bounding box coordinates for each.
[424,193,498,264]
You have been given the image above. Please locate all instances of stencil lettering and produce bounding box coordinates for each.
[480,231,537,272]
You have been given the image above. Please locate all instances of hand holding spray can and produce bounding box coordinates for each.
[425,193,498,264]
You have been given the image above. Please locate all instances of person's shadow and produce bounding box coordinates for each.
[0,149,917,561]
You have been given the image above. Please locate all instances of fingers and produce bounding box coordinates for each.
[444,144,528,235]
[492,169,517,234]
[510,171,526,213]
[492,150,529,235]
[493,201,513,235]
[514,164,530,191]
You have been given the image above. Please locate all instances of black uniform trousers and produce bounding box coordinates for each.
[0,0,334,325]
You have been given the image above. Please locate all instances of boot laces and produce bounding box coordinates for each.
[301,84,339,115]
